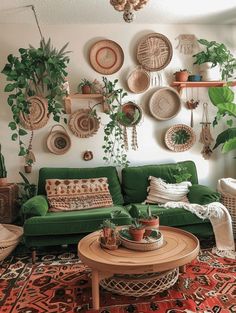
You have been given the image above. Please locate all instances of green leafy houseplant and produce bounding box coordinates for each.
[17,171,37,208]
[208,86,236,154]
[0,144,7,185]
[92,77,129,167]
[172,165,192,183]
[193,39,236,81]
[77,79,94,94]
[1,38,70,157]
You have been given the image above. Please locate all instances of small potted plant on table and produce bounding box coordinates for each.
[129,218,145,241]
[139,205,159,237]
[100,219,120,250]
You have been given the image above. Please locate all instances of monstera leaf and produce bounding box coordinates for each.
[213,127,236,153]
[208,86,234,106]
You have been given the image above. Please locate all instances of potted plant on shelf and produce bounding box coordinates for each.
[192,39,236,81]
[174,69,189,82]
[1,38,70,160]
[77,79,94,94]
[139,205,159,237]
[0,144,7,186]
[24,158,34,174]
[129,218,145,241]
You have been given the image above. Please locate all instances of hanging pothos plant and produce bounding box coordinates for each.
[1,38,70,158]
[92,77,129,167]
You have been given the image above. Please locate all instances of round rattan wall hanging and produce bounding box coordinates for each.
[137,33,173,71]
[149,87,181,121]
[89,39,124,75]
[19,96,49,130]
[127,67,150,94]
[165,124,196,152]
[68,109,100,138]
[47,125,71,155]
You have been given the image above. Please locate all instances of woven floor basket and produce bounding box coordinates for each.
[0,224,23,261]
[100,268,179,297]
[220,192,236,237]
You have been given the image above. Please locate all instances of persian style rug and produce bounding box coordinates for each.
[0,249,235,313]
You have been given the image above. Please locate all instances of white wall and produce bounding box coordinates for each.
[0,23,235,188]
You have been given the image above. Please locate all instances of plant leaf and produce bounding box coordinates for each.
[217,102,236,118]
[213,127,236,150]
[208,86,234,106]
[222,137,236,153]
[4,83,15,92]
[8,121,17,130]
[19,129,28,136]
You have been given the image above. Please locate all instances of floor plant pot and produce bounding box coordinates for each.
[139,217,159,237]
[129,227,145,241]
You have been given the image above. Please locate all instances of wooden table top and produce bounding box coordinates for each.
[78,226,199,274]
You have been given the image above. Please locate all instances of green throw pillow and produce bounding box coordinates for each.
[188,184,220,205]
[22,195,49,217]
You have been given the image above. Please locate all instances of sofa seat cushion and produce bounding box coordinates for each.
[129,204,210,227]
[122,161,198,204]
[24,206,131,236]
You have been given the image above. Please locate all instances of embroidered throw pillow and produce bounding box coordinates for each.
[46,177,113,212]
[145,176,192,204]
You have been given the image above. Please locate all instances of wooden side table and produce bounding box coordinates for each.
[0,183,19,223]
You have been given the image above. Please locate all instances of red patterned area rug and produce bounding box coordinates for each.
[0,249,235,313]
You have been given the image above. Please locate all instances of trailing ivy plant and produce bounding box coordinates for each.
[92,77,129,167]
[1,38,70,157]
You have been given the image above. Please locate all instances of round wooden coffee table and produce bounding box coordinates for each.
[78,226,199,310]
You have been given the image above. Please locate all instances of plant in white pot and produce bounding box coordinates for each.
[193,39,236,81]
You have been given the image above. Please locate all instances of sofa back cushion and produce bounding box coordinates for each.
[46,177,113,212]
[121,161,198,204]
[38,166,124,205]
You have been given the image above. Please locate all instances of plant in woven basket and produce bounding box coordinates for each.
[92,77,129,167]
[0,144,7,185]
[171,129,190,145]
[2,38,70,158]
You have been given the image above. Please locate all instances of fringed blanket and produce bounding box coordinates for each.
[164,201,236,259]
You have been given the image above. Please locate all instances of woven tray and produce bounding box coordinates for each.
[119,228,163,251]
[127,67,150,94]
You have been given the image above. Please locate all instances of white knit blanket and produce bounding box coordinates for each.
[164,201,236,259]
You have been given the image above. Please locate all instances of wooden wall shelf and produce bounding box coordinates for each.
[64,93,108,113]
[172,81,236,93]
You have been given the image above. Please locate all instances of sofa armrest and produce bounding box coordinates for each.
[21,195,49,218]
[188,184,220,205]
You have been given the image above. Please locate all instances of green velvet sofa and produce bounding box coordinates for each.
[22,160,219,255]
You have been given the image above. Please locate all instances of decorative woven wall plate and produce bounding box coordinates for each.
[47,125,71,155]
[137,33,173,71]
[89,39,124,75]
[68,109,100,138]
[165,124,196,152]
[117,102,142,127]
[149,87,181,120]
[19,96,49,130]
[127,67,150,93]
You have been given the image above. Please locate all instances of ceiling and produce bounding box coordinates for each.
[0,0,236,25]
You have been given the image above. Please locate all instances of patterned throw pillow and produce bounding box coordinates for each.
[145,176,191,204]
[46,177,113,212]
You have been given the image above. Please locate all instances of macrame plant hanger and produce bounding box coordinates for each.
[23,5,44,168]
[199,102,214,159]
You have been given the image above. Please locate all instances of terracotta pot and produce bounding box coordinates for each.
[0,177,7,186]
[175,71,189,82]
[24,165,32,174]
[81,85,92,94]
[102,227,113,238]
[139,217,159,237]
[129,227,145,241]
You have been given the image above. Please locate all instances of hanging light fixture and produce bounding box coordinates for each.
[110,0,149,23]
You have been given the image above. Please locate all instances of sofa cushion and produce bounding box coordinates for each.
[122,161,198,204]
[46,177,113,212]
[129,203,209,227]
[21,195,49,217]
[145,176,191,204]
[187,184,220,205]
[24,205,131,236]
[37,166,124,205]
